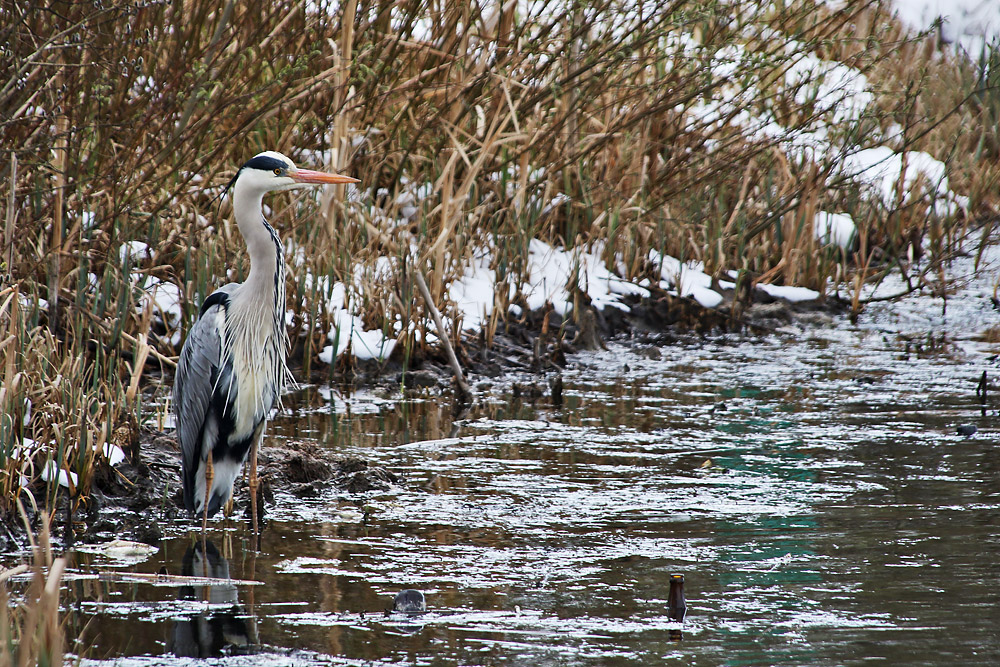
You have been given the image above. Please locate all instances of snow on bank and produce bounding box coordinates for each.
[447,241,653,330]
[756,283,820,302]
[305,264,397,364]
[815,211,857,250]
[134,276,183,345]
[839,147,968,216]
[648,252,723,309]
[286,240,740,362]
[448,248,500,331]
[41,460,78,489]
[683,30,967,226]
[125,1,978,363]
[892,0,1000,58]
[521,240,649,315]
[450,242,731,329]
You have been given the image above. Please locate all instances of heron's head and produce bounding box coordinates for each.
[226,150,359,196]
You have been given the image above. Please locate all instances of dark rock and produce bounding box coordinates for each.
[481,363,502,377]
[343,466,398,494]
[403,369,440,388]
[283,452,333,484]
[392,589,427,614]
[550,375,563,407]
[132,521,162,546]
[629,289,729,333]
[573,306,605,350]
[746,301,792,326]
[641,346,662,360]
[338,457,370,474]
[291,481,321,497]
[957,424,977,437]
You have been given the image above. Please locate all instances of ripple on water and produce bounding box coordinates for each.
[19,248,1000,665]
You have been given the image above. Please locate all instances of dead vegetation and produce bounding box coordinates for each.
[0,0,997,523]
[1,513,66,666]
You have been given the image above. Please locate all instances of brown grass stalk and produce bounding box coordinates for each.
[1,511,65,667]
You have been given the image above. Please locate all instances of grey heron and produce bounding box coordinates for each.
[173,150,358,536]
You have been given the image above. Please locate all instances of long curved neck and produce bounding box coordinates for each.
[232,181,281,289]
[228,177,290,406]
[229,177,287,359]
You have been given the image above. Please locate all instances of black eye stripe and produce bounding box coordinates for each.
[242,155,290,172]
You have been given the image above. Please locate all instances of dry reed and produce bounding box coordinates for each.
[1,510,65,667]
[0,0,996,520]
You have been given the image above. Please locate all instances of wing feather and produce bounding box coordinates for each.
[173,285,236,511]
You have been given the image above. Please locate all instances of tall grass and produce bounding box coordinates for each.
[1,512,66,666]
[1,0,997,520]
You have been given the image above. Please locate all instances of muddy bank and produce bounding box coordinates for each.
[2,431,400,553]
[320,286,848,394]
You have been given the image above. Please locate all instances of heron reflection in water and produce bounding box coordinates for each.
[168,540,257,657]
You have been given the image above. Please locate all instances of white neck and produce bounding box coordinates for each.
[225,174,290,419]
[232,177,281,289]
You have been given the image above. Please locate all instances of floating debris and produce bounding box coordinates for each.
[99,540,158,561]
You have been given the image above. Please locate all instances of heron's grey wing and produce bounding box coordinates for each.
[173,285,237,510]
[174,305,221,506]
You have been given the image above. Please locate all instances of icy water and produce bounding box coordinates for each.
[9,256,1000,666]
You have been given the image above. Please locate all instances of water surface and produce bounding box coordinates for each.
[8,255,1000,666]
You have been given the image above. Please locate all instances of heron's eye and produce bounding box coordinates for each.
[273,168,282,175]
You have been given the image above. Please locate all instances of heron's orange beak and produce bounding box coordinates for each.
[291,168,360,185]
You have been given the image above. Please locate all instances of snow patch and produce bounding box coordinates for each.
[815,211,857,249]
[41,461,78,489]
[649,251,724,309]
[103,443,126,466]
[892,0,1000,58]
[840,147,961,215]
[522,240,649,316]
[756,283,821,302]
[450,249,503,331]
[308,272,396,363]
[119,241,151,264]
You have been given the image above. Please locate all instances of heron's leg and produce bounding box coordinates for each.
[202,452,214,535]
[249,427,260,548]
